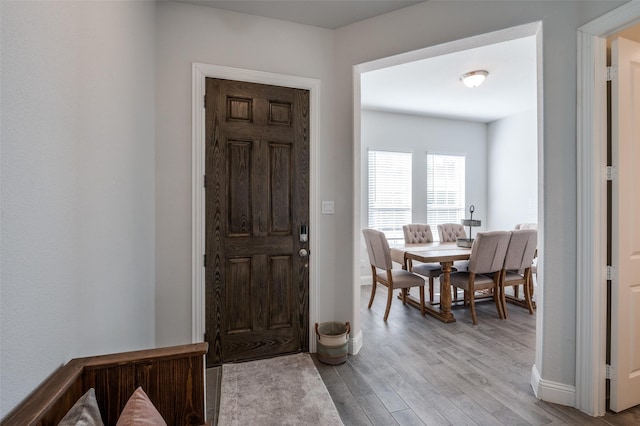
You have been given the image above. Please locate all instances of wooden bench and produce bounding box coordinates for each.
[1,342,209,426]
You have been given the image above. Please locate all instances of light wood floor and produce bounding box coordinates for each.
[207,284,640,425]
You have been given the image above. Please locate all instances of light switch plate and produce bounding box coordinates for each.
[322,201,335,215]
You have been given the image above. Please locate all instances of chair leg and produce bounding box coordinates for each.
[528,269,536,301]
[469,291,478,325]
[523,278,534,314]
[368,281,377,309]
[383,286,393,321]
[501,284,509,319]
[494,285,505,320]
[401,288,408,305]
[428,277,434,303]
[419,286,425,316]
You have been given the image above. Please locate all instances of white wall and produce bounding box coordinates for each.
[487,110,538,230]
[360,109,487,275]
[0,1,156,417]
[154,2,344,346]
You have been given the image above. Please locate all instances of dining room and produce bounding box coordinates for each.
[357,28,539,305]
[350,29,543,423]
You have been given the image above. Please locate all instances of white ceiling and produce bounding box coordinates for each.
[361,36,538,123]
[177,0,424,30]
[176,0,537,123]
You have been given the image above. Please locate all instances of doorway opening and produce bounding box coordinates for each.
[605,22,640,414]
[577,1,640,415]
[352,20,543,383]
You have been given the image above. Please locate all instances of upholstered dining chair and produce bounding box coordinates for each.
[437,223,467,242]
[362,229,426,321]
[437,222,469,285]
[402,223,434,244]
[402,224,455,303]
[514,223,537,230]
[514,223,538,283]
[449,231,511,325]
[500,229,537,317]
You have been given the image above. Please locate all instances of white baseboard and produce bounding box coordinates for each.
[531,365,576,407]
[349,330,363,355]
[531,364,542,397]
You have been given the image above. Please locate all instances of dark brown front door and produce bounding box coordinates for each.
[204,78,310,366]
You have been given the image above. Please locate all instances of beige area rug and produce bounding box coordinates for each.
[217,353,343,426]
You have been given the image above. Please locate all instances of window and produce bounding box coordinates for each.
[368,150,412,243]
[426,154,465,239]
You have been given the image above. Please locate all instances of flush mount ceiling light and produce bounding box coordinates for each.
[460,70,489,88]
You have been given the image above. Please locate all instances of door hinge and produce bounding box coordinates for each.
[606,364,616,380]
[607,265,616,280]
[203,254,207,268]
[204,94,207,109]
[607,65,617,82]
[203,174,207,188]
[607,166,616,181]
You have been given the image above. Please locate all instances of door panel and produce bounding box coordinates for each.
[610,36,640,412]
[205,78,310,366]
[228,140,252,236]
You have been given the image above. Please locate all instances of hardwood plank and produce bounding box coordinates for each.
[490,407,535,425]
[326,381,373,426]
[354,394,399,426]
[601,407,640,425]
[534,400,608,426]
[423,393,478,426]
[333,361,376,398]
[312,355,345,387]
[347,353,409,413]
[391,409,426,426]
[384,382,450,426]
[449,393,511,426]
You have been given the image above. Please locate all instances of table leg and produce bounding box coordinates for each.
[401,261,456,323]
[439,261,455,321]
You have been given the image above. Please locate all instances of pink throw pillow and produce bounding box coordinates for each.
[115,387,167,426]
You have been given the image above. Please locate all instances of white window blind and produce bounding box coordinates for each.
[368,150,412,242]
[426,154,465,240]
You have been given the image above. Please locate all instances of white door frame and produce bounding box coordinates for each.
[190,63,321,352]
[576,1,640,416]
[352,20,543,368]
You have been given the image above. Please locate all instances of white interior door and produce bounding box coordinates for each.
[610,36,640,412]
